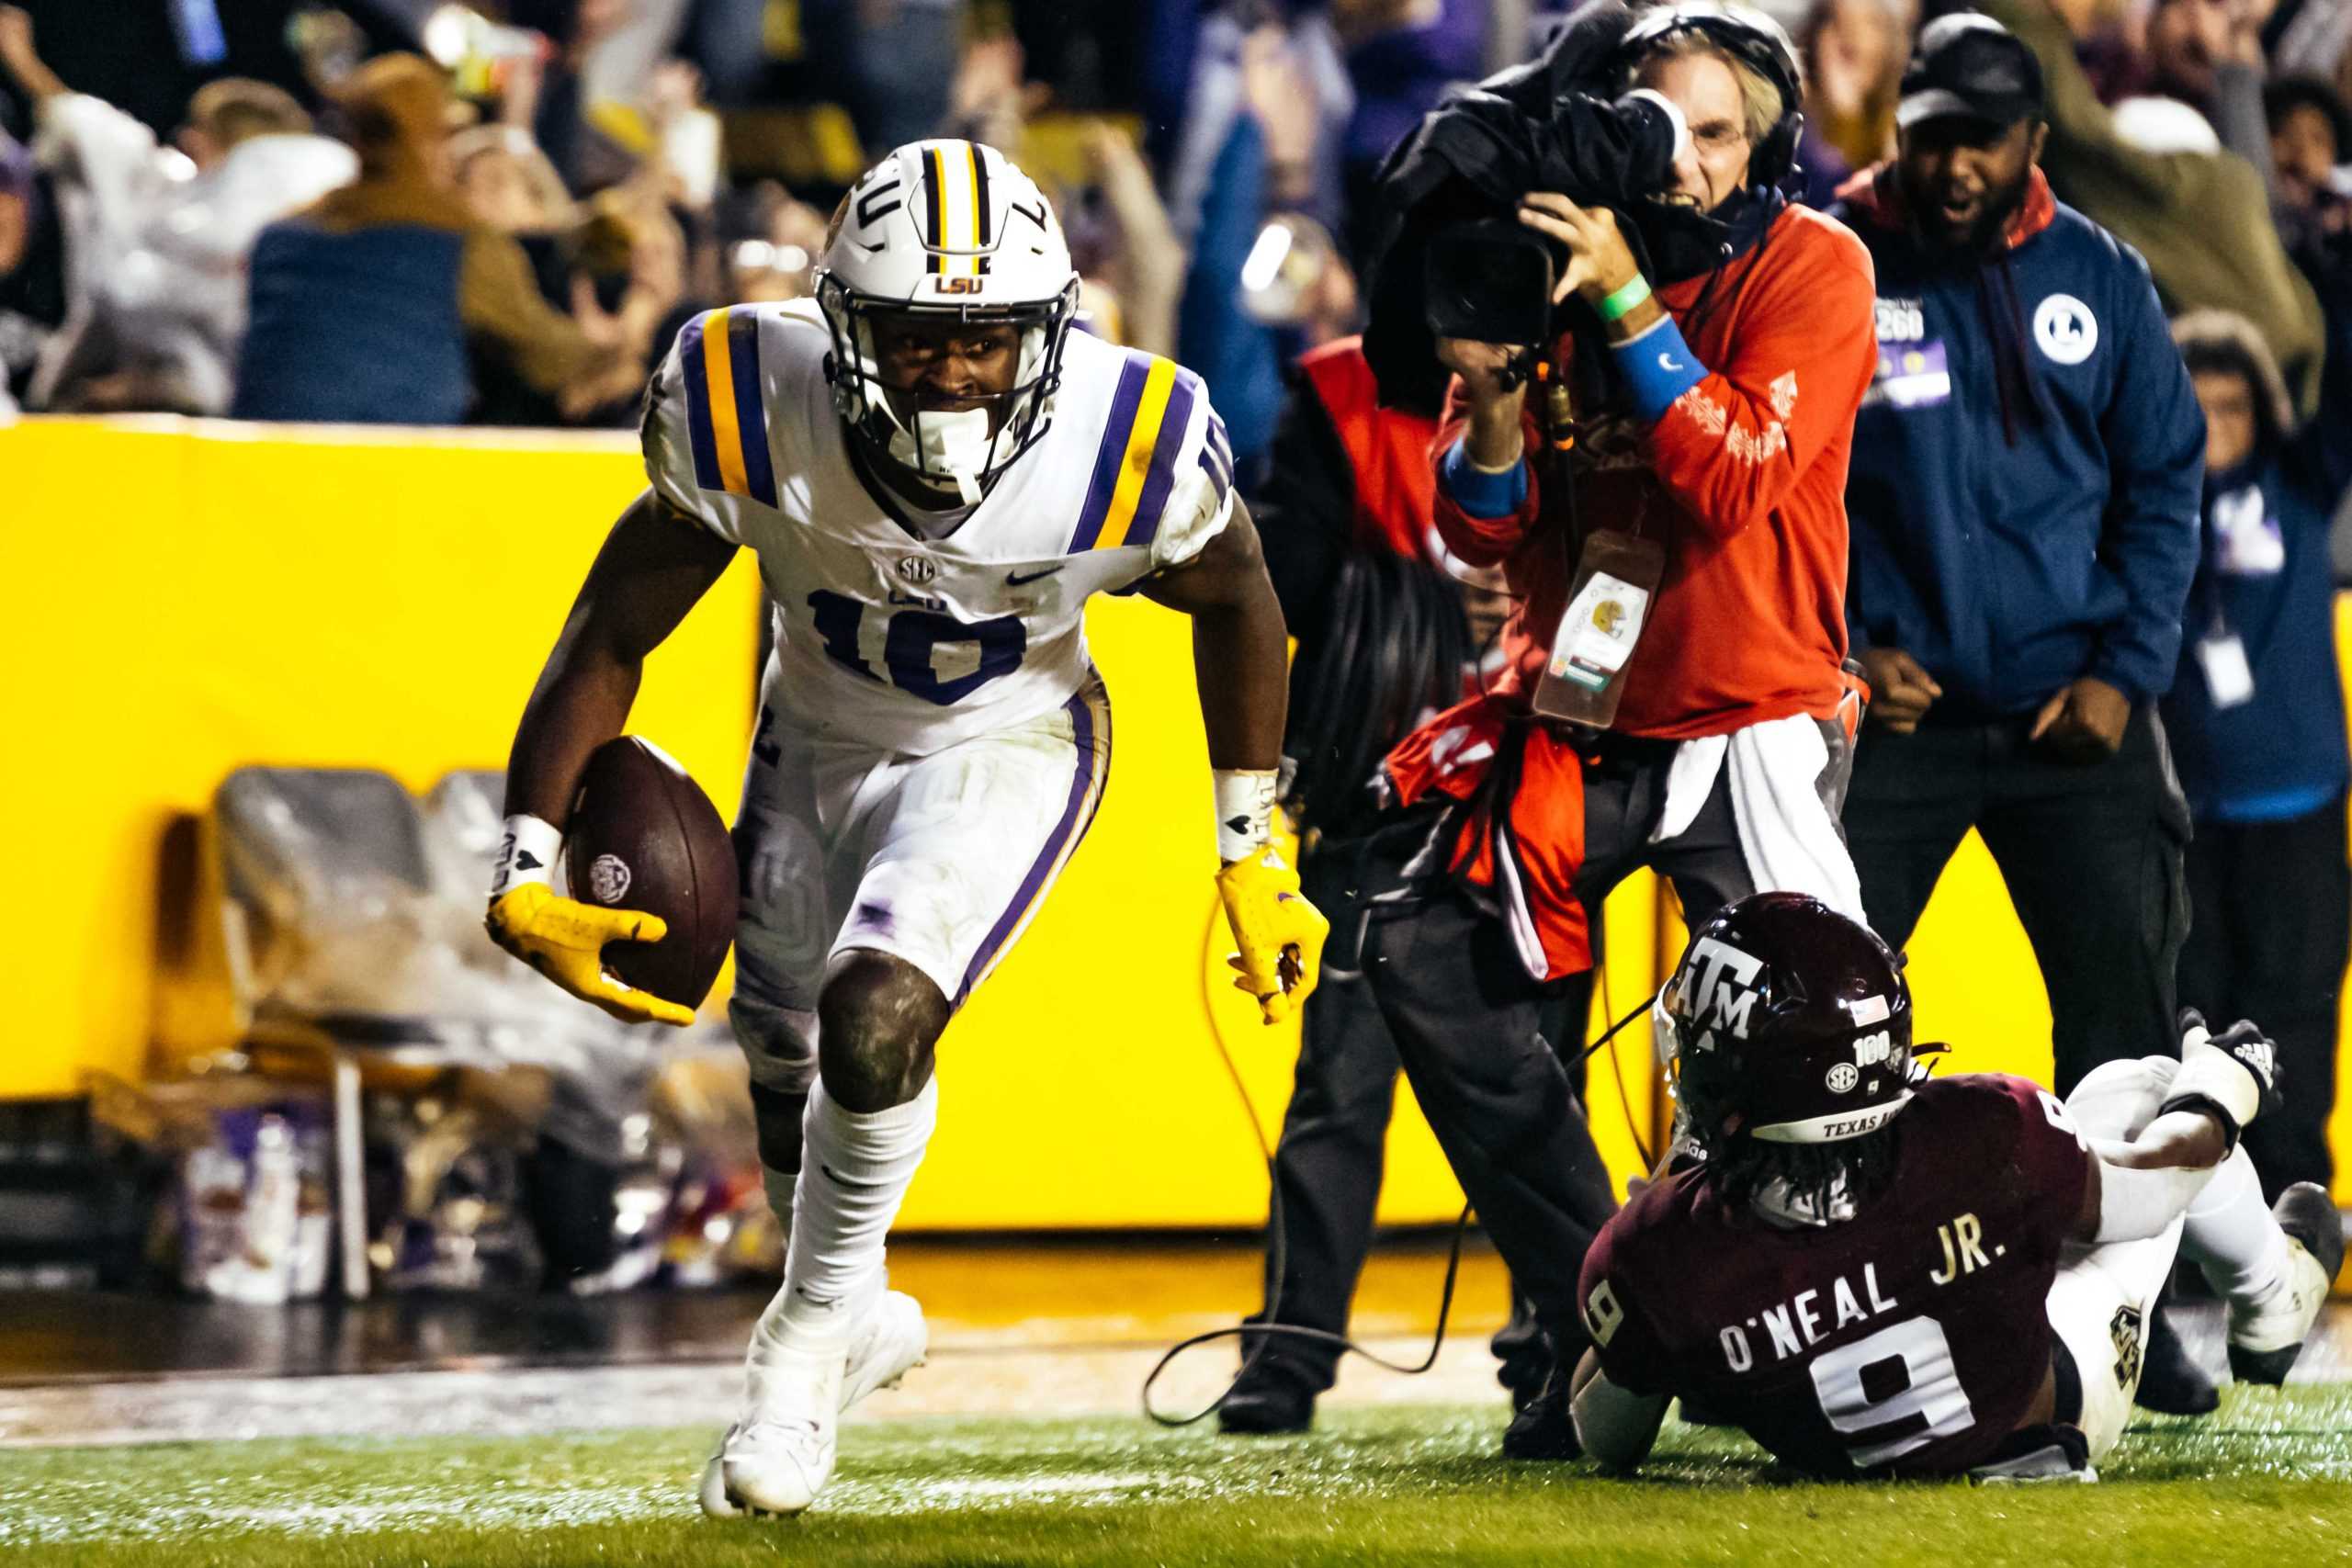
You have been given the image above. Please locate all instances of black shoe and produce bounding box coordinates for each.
[2134,1303,2220,1416]
[1674,1392,1741,1427]
[1500,1362,1582,1461]
[1217,1362,1317,1435]
[1498,1343,1553,1415]
[2226,1181,2344,1385]
[1493,1294,1551,1414]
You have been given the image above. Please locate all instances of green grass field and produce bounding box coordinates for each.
[5,1388,2350,1567]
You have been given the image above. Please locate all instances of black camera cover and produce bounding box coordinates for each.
[1423,220,1558,346]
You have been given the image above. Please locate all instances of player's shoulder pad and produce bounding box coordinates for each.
[1059,344,1234,561]
[1578,1171,1688,1293]
[1913,1071,2069,1157]
[649,301,823,513]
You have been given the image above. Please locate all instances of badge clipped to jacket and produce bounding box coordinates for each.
[2196,626,2256,709]
[1533,529,1667,728]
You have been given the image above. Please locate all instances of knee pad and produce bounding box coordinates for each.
[816,952,947,1104]
[2064,1055,2181,1143]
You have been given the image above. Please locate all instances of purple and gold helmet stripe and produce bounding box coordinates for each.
[970,142,992,245]
[921,141,988,277]
[922,144,948,250]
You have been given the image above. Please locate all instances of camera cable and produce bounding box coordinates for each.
[1141,950,1662,1427]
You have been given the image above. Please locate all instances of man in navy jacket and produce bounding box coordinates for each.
[1830,15,2203,1092]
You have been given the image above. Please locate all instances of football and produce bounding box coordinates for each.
[565,736,739,1010]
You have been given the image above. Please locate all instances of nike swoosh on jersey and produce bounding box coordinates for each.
[1006,565,1065,586]
[1658,352,1686,372]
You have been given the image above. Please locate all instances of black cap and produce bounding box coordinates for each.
[1897,13,2045,130]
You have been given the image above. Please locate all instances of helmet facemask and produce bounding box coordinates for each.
[817,272,1080,506]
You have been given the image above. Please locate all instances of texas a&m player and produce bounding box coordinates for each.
[481,139,1329,1516]
[1569,893,2338,1481]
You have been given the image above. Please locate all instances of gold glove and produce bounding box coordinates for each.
[1215,850,1329,1025]
[486,882,695,1028]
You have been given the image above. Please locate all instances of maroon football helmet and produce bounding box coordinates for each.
[1657,892,1921,1148]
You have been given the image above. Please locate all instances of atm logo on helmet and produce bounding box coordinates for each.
[1681,936,1767,1042]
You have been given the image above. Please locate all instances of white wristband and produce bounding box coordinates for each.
[1214,769,1279,863]
[491,814,562,897]
[2166,1036,2265,1132]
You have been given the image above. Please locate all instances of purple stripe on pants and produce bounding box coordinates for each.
[954,686,1107,1004]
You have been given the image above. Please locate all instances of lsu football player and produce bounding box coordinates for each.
[483,140,1329,1515]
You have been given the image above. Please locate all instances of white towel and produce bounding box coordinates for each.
[1652,714,1865,921]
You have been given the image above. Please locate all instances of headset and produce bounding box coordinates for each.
[1610,0,1807,194]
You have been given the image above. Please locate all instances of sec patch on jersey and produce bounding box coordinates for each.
[567,736,739,1010]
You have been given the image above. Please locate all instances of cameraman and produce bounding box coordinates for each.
[1358,0,1880,1458]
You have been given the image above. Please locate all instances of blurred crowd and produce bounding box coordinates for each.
[0,0,1498,434]
[3,0,2348,465]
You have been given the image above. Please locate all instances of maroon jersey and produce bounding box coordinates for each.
[1578,1073,2092,1477]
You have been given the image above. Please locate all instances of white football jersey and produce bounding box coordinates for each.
[642,300,1236,754]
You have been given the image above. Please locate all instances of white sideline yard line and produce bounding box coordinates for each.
[2,1304,2340,1452]
[0,1334,1510,1450]
[0,1471,1242,1545]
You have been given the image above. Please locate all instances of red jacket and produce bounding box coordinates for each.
[1385,201,1878,979]
[1295,338,1441,564]
[1430,202,1878,739]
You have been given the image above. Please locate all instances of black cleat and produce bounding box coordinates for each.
[2227,1181,2344,1385]
[1501,1362,1582,1461]
[2134,1303,2220,1416]
[1217,1362,1317,1436]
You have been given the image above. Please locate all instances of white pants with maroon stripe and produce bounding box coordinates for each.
[726,672,1111,1092]
[2048,1055,2188,1461]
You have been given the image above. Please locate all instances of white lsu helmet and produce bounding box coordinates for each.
[816,139,1081,503]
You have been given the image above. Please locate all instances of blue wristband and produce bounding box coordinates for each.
[1439,436,1528,520]
[1609,315,1709,424]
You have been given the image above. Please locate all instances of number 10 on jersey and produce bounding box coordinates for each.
[807,590,1026,705]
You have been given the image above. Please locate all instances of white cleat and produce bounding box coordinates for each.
[840,1290,929,1410]
[699,1289,928,1519]
[702,1338,841,1517]
[2227,1183,2343,1385]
